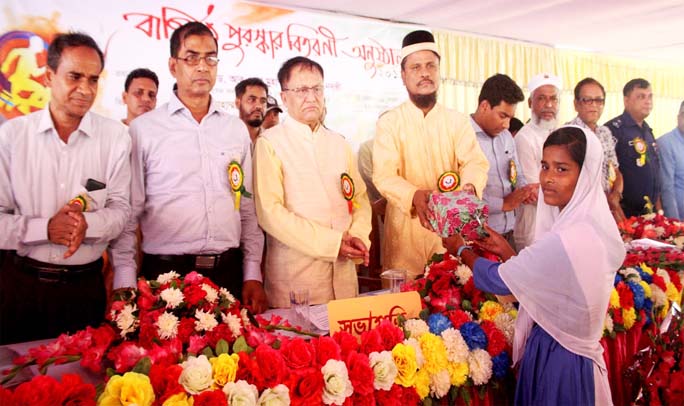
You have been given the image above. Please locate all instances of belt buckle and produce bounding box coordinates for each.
[37,267,68,283]
[194,255,217,269]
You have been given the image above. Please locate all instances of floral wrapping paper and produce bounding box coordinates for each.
[427,191,489,240]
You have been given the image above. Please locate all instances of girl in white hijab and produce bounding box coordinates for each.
[443,125,625,405]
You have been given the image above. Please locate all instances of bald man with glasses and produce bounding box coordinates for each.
[567,77,626,222]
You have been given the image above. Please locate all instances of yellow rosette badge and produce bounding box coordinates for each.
[509,159,518,189]
[633,137,647,167]
[68,194,90,212]
[340,173,359,214]
[228,161,252,210]
[437,171,460,193]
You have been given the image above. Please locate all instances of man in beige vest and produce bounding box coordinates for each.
[254,57,372,308]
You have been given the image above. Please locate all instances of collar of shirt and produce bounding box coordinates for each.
[620,110,650,130]
[166,92,222,119]
[469,115,511,139]
[37,105,95,139]
[284,115,322,141]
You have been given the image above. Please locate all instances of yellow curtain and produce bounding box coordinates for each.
[434,30,683,137]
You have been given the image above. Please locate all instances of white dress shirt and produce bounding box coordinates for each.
[110,93,263,289]
[0,107,131,265]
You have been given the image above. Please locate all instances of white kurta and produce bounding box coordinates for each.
[254,117,371,308]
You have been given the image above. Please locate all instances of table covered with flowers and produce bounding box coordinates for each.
[0,212,683,406]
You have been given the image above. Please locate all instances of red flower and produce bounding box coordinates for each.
[0,386,14,406]
[665,370,684,405]
[177,317,196,342]
[400,385,422,405]
[651,274,668,292]
[193,390,228,406]
[183,284,207,306]
[80,325,116,373]
[147,342,182,367]
[314,336,341,367]
[108,341,147,373]
[11,375,64,406]
[332,331,359,358]
[616,282,635,308]
[480,320,506,356]
[254,344,288,391]
[236,352,264,389]
[373,384,403,406]
[374,320,404,351]
[288,367,324,406]
[359,328,384,355]
[281,337,315,369]
[344,391,375,406]
[345,351,374,395]
[244,327,278,348]
[137,279,157,310]
[188,335,210,355]
[60,374,96,406]
[446,309,472,329]
[149,363,184,405]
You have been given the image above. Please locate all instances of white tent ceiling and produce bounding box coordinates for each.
[254,0,684,65]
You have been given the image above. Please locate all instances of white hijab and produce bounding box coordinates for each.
[499,125,625,405]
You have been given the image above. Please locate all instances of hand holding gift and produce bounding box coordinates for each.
[427,190,489,241]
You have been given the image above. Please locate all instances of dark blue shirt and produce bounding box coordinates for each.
[605,111,660,217]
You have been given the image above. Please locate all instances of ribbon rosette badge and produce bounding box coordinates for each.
[228,161,252,210]
[633,137,647,167]
[68,194,91,212]
[509,159,518,189]
[437,171,460,192]
[340,173,358,214]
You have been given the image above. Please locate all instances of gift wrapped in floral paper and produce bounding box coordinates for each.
[428,190,489,240]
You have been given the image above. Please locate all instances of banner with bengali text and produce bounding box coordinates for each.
[0,0,419,145]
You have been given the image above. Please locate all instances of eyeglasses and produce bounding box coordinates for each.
[282,85,324,97]
[175,54,219,66]
[578,97,605,106]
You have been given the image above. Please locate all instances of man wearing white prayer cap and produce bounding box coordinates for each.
[372,30,489,279]
[513,73,561,250]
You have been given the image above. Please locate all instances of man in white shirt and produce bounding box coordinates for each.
[254,56,371,308]
[0,32,131,343]
[110,22,266,313]
[121,68,158,126]
[513,73,561,250]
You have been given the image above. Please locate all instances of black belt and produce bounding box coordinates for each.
[13,254,103,283]
[146,249,239,270]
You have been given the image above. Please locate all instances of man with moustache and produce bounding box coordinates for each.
[606,79,661,218]
[567,77,626,222]
[235,77,268,146]
[373,30,489,279]
[110,22,266,313]
[121,68,158,126]
[0,32,131,343]
[513,73,562,250]
[254,56,371,308]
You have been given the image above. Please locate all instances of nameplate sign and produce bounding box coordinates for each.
[327,291,422,336]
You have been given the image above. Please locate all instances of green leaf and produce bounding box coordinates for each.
[271,339,282,350]
[477,385,487,400]
[232,335,254,354]
[105,367,116,378]
[422,397,433,406]
[131,357,152,375]
[202,346,215,358]
[215,339,229,355]
[461,386,471,405]
[419,307,430,321]
[462,299,472,312]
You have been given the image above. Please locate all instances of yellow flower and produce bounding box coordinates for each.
[609,289,620,309]
[392,343,418,387]
[414,368,430,399]
[665,282,680,303]
[639,281,652,298]
[98,372,155,406]
[210,353,240,388]
[659,302,670,319]
[447,361,469,387]
[622,307,636,330]
[162,393,195,406]
[479,301,504,321]
[507,308,518,319]
[418,333,448,374]
[640,263,654,275]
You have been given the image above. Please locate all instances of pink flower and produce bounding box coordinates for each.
[108,342,147,373]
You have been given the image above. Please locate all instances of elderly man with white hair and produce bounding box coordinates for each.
[513,73,561,250]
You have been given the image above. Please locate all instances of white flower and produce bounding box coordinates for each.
[654,226,666,237]
[195,309,218,332]
[220,287,236,303]
[160,287,184,309]
[257,384,291,406]
[116,304,138,337]
[224,380,259,406]
[468,349,493,385]
[603,313,614,334]
[240,308,251,326]
[651,285,668,307]
[673,235,684,248]
[180,355,213,394]
[222,312,243,337]
[404,319,429,339]
[321,359,353,405]
[643,213,656,221]
[656,268,671,283]
[369,351,398,391]
[619,267,639,280]
[403,337,425,367]
[455,264,473,285]
[429,369,451,399]
[493,312,516,346]
[441,328,469,363]
[156,311,179,340]
[201,283,219,304]
[156,271,180,284]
